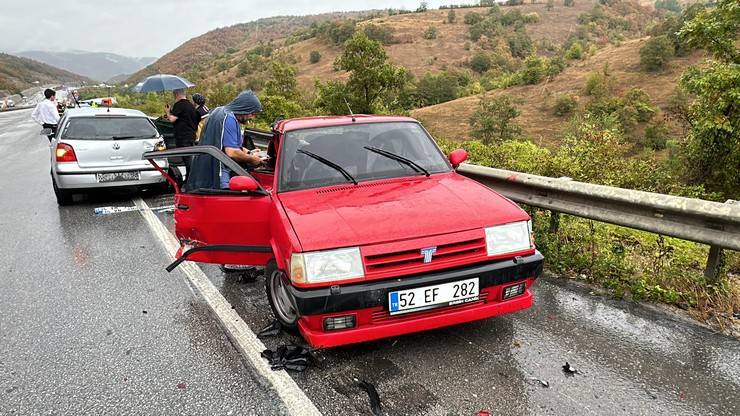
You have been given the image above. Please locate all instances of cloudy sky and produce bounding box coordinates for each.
[1,0,447,58]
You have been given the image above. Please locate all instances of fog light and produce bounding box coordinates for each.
[323,315,356,331]
[503,282,526,299]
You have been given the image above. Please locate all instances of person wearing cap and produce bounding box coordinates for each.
[31,89,60,141]
[185,90,264,191]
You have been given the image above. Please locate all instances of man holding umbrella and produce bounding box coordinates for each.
[165,88,198,178]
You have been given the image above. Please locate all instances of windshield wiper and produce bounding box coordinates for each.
[364,146,430,177]
[297,149,358,185]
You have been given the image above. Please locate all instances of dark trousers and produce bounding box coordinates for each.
[43,123,57,142]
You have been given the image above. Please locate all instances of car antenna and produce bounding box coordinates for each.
[343,97,356,122]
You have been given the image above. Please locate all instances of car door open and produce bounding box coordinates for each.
[143,146,273,271]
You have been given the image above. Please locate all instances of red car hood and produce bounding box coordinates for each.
[279,173,529,251]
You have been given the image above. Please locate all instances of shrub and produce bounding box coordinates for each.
[416,71,462,106]
[640,35,674,72]
[423,26,438,40]
[501,10,524,26]
[309,51,321,64]
[565,42,584,59]
[469,52,493,73]
[507,30,534,58]
[521,56,548,85]
[464,12,484,25]
[642,121,670,150]
[469,95,522,143]
[655,0,681,13]
[585,71,610,97]
[363,24,396,45]
[553,94,578,116]
[564,0,575,6]
[470,17,503,42]
[447,9,457,23]
[547,56,567,76]
[623,88,656,122]
[506,0,524,5]
[522,12,540,24]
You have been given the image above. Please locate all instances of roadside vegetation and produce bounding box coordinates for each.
[92,0,738,329]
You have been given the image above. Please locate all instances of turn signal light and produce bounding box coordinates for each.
[55,143,77,163]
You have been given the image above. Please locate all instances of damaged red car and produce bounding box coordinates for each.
[145,115,543,348]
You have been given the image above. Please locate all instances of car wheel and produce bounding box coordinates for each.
[51,173,73,206]
[265,260,299,330]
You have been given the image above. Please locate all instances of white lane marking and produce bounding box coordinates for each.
[133,197,321,416]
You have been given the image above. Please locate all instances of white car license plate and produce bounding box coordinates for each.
[96,171,140,183]
[388,278,479,315]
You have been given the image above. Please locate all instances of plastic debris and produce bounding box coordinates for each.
[176,382,187,390]
[527,377,550,388]
[94,205,174,216]
[476,411,492,416]
[257,320,282,338]
[357,380,382,416]
[261,345,310,372]
[562,362,579,375]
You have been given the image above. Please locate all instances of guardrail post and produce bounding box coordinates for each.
[704,245,723,282]
[549,211,560,233]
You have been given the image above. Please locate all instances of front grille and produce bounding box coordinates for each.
[371,291,490,323]
[364,237,486,272]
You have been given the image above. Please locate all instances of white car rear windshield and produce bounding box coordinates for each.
[62,117,158,140]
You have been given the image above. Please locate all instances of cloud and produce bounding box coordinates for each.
[1,0,445,57]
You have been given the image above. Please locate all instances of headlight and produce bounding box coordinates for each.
[290,247,364,284]
[485,220,533,256]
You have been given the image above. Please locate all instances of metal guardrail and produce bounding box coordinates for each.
[458,164,740,279]
[249,131,739,278]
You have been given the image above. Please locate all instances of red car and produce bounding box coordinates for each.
[145,115,543,348]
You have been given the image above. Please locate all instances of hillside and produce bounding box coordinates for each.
[0,53,92,95]
[16,51,156,83]
[124,11,374,85]
[412,38,703,145]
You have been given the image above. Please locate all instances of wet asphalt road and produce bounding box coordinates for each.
[2,108,740,415]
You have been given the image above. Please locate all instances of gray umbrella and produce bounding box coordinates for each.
[134,74,194,93]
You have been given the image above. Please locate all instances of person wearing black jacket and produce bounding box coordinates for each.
[165,89,198,179]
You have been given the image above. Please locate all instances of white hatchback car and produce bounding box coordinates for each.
[50,107,168,205]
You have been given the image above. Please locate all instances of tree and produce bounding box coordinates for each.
[655,0,681,14]
[507,29,534,58]
[469,95,522,143]
[264,62,299,100]
[677,0,740,198]
[416,72,461,106]
[464,12,484,25]
[469,53,492,73]
[317,32,408,114]
[447,9,457,23]
[416,2,428,12]
[309,51,321,64]
[639,35,675,72]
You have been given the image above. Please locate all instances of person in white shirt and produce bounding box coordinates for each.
[31,89,60,141]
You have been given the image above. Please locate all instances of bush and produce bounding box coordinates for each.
[423,26,438,40]
[415,71,462,106]
[565,42,584,59]
[564,0,575,6]
[640,35,674,72]
[469,95,522,143]
[521,56,547,85]
[585,71,610,97]
[469,17,503,42]
[642,121,670,150]
[464,12,484,25]
[447,9,457,23]
[655,0,681,13]
[623,87,656,122]
[363,24,397,45]
[553,94,578,116]
[507,30,534,58]
[309,51,321,64]
[522,12,540,24]
[469,52,493,73]
[506,0,524,5]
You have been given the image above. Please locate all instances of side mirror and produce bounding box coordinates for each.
[229,176,259,192]
[448,149,468,169]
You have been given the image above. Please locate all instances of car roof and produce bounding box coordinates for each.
[275,115,419,133]
[63,107,148,118]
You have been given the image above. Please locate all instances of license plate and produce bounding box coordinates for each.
[96,171,140,183]
[388,278,479,315]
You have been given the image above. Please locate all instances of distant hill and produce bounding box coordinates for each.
[124,11,376,85]
[17,50,156,83]
[0,53,92,95]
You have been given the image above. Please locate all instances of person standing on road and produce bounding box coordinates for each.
[192,93,210,143]
[31,89,60,141]
[165,88,199,179]
[185,90,263,191]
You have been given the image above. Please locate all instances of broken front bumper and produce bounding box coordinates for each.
[287,251,544,348]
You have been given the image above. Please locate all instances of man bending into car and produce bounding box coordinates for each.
[31,89,60,141]
[185,90,263,191]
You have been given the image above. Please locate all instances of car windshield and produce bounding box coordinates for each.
[62,117,158,140]
[279,121,450,192]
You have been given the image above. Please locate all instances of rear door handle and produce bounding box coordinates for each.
[176,204,189,211]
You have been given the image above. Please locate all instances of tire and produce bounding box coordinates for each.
[265,260,299,330]
[52,173,73,206]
